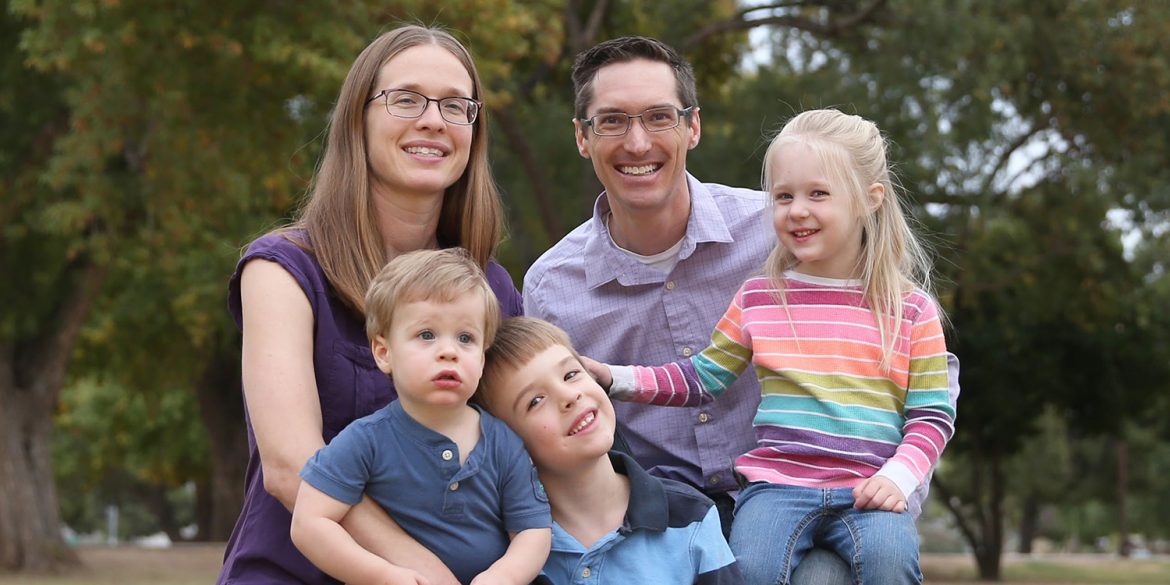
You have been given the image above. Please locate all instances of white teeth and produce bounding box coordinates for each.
[619,164,657,176]
[569,412,595,436]
[793,229,817,237]
[405,146,444,156]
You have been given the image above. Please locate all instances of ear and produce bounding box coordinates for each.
[866,182,885,212]
[573,118,591,159]
[371,335,393,375]
[686,107,702,150]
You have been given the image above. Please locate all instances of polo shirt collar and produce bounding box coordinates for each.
[611,451,668,533]
[583,173,734,289]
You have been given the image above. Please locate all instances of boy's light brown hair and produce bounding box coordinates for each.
[478,317,584,413]
[364,248,500,346]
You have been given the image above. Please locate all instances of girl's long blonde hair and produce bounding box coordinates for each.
[282,24,504,314]
[762,109,936,369]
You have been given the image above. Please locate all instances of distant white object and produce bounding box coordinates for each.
[180,524,199,540]
[105,505,119,546]
[134,532,173,549]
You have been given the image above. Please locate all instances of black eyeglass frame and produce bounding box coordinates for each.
[366,88,482,125]
[578,106,697,137]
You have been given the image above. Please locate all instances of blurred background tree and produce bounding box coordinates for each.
[2,0,1168,579]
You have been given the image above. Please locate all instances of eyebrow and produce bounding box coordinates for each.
[591,104,676,115]
[509,354,579,413]
[387,82,474,98]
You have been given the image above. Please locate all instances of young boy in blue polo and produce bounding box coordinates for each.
[290,249,551,585]
[478,317,742,585]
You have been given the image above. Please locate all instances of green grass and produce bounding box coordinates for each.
[1,547,1168,584]
[923,553,1170,584]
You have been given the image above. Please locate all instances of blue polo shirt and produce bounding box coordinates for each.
[301,401,550,584]
[537,452,742,585]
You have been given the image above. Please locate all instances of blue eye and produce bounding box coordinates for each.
[419,330,435,340]
[458,333,473,344]
[526,395,545,411]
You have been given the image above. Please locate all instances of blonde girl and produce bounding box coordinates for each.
[595,109,955,584]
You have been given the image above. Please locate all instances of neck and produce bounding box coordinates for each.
[372,188,443,258]
[607,207,689,256]
[400,399,476,436]
[540,455,629,548]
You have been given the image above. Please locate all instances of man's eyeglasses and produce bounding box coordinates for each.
[579,106,696,137]
[366,88,481,125]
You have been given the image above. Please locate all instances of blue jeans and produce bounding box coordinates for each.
[728,483,922,585]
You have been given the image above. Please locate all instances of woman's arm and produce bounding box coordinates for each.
[239,259,326,507]
[239,260,459,585]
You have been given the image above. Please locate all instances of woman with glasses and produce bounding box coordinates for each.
[218,24,521,585]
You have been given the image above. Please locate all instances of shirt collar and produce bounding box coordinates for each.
[611,451,668,533]
[583,173,734,289]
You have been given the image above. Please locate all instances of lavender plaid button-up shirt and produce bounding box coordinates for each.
[524,174,771,496]
[525,174,960,515]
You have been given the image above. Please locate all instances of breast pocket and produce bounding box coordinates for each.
[325,340,395,438]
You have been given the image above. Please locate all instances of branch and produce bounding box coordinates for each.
[492,105,563,238]
[18,253,108,408]
[931,472,982,553]
[979,126,1044,207]
[682,0,886,50]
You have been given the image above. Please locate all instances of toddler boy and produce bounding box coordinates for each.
[291,249,551,585]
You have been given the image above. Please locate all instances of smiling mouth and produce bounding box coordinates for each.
[792,228,819,238]
[405,146,445,157]
[568,411,596,436]
[618,164,659,176]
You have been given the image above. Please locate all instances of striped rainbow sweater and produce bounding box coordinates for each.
[608,272,955,498]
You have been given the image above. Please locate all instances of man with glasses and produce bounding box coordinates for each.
[524,36,957,584]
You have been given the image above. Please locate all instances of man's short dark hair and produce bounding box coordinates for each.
[571,36,699,120]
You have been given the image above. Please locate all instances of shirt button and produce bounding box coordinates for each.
[708,474,722,486]
[698,412,710,423]
[581,567,591,578]
[682,346,693,357]
[665,281,676,290]
[441,449,454,461]
[449,481,460,491]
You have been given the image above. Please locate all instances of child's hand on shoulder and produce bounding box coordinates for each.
[852,476,907,513]
[578,355,613,390]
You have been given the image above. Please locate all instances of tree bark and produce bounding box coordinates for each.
[192,340,248,541]
[1117,437,1130,558]
[1018,495,1039,554]
[0,258,105,572]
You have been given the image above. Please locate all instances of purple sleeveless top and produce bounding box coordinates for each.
[216,232,523,585]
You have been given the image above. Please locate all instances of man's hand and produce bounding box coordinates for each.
[578,355,613,390]
[852,476,906,512]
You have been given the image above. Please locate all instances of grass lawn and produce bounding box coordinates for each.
[0,546,1168,584]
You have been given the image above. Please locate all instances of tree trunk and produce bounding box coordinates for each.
[0,372,78,571]
[974,455,1004,581]
[1017,495,1039,554]
[0,259,104,572]
[1116,437,1130,558]
[192,340,248,541]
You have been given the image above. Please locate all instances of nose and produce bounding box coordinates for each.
[559,390,582,411]
[622,119,652,155]
[414,100,446,130]
[789,197,810,218]
[436,337,458,361]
